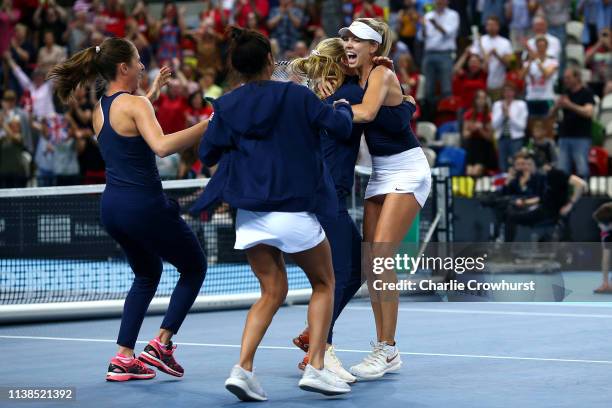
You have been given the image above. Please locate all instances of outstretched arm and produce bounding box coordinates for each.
[131,96,209,157]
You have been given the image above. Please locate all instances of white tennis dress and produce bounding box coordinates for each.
[364,147,432,207]
[234,210,326,253]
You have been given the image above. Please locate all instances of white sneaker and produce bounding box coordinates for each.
[349,341,402,380]
[224,365,268,401]
[325,345,357,384]
[298,364,351,396]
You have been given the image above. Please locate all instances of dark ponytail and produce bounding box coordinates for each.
[47,37,135,104]
[227,26,272,79]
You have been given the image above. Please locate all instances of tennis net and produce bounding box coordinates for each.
[0,167,452,323]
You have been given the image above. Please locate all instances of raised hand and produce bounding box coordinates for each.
[147,66,172,102]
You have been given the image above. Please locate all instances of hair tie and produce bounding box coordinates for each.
[310,49,320,56]
[95,46,101,54]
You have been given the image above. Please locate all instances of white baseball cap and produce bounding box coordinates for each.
[338,21,382,44]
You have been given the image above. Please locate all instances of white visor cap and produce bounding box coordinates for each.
[338,21,382,44]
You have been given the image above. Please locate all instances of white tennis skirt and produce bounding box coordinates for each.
[234,210,326,253]
[365,147,432,208]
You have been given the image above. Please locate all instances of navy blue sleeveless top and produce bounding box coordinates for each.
[96,92,162,191]
[363,71,421,156]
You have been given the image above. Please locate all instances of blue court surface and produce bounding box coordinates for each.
[1,299,611,408]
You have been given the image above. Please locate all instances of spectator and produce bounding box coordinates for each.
[0,0,21,57]
[397,0,419,54]
[452,49,487,110]
[234,0,270,32]
[63,10,92,55]
[462,89,497,176]
[186,90,214,127]
[287,40,309,59]
[397,53,419,97]
[125,18,153,69]
[155,79,188,135]
[592,201,612,293]
[36,30,67,74]
[534,0,570,45]
[33,113,78,186]
[506,0,534,51]
[0,90,32,153]
[585,28,612,97]
[268,0,304,57]
[0,111,27,188]
[503,151,543,199]
[489,150,543,241]
[4,52,55,119]
[605,80,612,96]
[526,15,561,61]
[154,2,186,65]
[5,23,36,96]
[200,0,230,37]
[479,0,507,36]
[354,0,385,19]
[470,16,513,100]
[492,82,528,171]
[97,0,127,38]
[130,1,155,40]
[342,0,355,27]
[579,0,612,47]
[191,24,223,76]
[33,0,67,48]
[528,119,558,170]
[65,86,105,185]
[200,68,223,99]
[522,36,558,117]
[504,166,586,242]
[550,67,596,180]
[422,0,459,110]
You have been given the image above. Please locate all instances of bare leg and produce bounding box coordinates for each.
[291,239,335,370]
[372,193,421,344]
[238,245,288,371]
[364,197,384,341]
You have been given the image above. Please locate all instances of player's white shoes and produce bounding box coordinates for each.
[225,365,268,402]
[298,364,351,396]
[324,345,357,384]
[349,341,402,380]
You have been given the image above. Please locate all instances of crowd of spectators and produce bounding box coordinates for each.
[0,0,611,189]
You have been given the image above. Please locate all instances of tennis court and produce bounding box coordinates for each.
[2,300,611,407]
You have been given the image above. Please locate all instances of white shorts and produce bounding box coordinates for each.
[365,147,432,208]
[234,210,326,253]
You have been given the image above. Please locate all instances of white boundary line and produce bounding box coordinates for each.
[304,305,612,319]
[1,335,611,365]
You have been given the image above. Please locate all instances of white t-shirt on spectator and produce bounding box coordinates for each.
[527,34,561,62]
[470,34,513,89]
[423,8,459,52]
[524,57,559,101]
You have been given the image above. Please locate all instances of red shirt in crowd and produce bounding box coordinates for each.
[186,104,214,126]
[354,1,384,18]
[155,94,189,134]
[453,70,487,110]
[235,0,269,29]
[463,109,491,124]
[200,8,231,35]
[100,9,127,38]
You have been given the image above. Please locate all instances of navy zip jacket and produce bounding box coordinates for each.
[321,76,365,201]
[190,80,353,219]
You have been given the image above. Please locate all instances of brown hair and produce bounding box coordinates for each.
[594,202,612,224]
[47,37,135,104]
[228,26,272,80]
